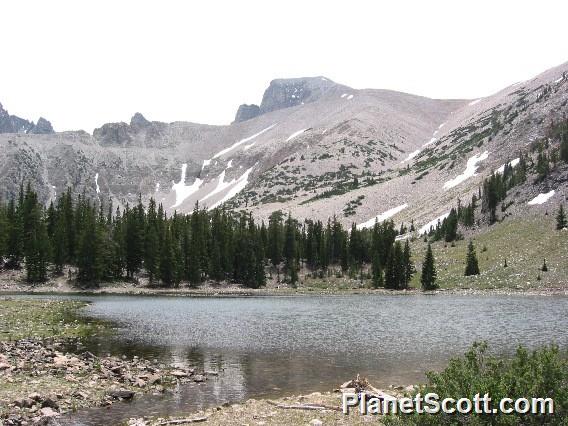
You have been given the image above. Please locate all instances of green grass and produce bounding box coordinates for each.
[0,299,107,341]
[410,216,568,290]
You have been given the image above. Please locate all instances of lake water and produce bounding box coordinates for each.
[22,293,568,425]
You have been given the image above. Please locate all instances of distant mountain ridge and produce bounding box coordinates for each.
[0,102,54,134]
[0,62,566,234]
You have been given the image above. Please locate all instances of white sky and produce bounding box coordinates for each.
[1,0,567,133]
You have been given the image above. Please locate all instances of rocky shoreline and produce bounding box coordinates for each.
[0,338,214,425]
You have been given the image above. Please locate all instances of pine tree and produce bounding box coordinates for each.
[464,240,480,276]
[556,204,567,230]
[77,210,103,285]
[371,250,383,288]
[541,258,548,272]
[284,214,298,285]
[144,198,160,284]
[421,243,437,290]
[402,239,413,286]
[159,225,178,287]
[385,242,404,289]
[25,205,50,283]
[560,131,568,163]
[267,211,283,280]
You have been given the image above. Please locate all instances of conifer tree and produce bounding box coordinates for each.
[403,239,413,286]
[464,240,480,276]
[267,211,283,279]
[541,258,548,272]
[560,131,568,163]
[77,210,103,284]
[421,243,437,290]
[25,205,50,283]
[144,199,160,283]
[284,213,298,285]
[556,204,567,230]
[371,250,383,288]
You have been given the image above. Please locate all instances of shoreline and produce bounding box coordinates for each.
[1,282,567,298]
[2,267,567,298]
[0,299,215,425]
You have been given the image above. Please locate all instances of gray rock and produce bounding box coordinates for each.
[259,76,335,114]
[29,117,54,134]
[130,112,151,128]
[106,390,135,400]
[233,104,261,123]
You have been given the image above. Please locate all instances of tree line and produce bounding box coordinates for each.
[0,185,415,289]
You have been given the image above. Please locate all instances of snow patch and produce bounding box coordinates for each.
[202,159,211,170]
[528,190,555,205]
[155,183,160,192]
[94,173,100,194]
[401,150,420,163]
[340,93,347,98]
[207,165,256,210]
[227,160,233,168]
[444,151,489,190]
[468,99,481,106]
[347,94,354,100]
[438,122,446,130]
[212,124,276,159]
[357,204,408,230]
[286,129,308,142]
[419,212,450,235]
[171,163,203,208]
[554,76,563,84]
[495,158,520,174]
[200,170,233,202]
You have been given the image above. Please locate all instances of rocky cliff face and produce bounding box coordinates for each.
[29,117,54,134]
[0,102,54,134]
[259,77,337,113]
[233,104,261,123]
[233,77,339,122]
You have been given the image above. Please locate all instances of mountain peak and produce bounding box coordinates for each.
[29,117,54,134]
[130,112,150,127]
[0,100,53,134]
[233,76,338,123]
[259,76,337,114]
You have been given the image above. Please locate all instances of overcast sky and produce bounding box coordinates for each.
[1,0,567,133]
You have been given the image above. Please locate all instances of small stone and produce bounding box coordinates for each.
[28,392,41,401]
[107,390,135,400]
[13,398,34,408]
[310,420,323,426]
[40,407,59,417]
[193,374,206,383]
[148,374,161,385]
[41,397,59,409]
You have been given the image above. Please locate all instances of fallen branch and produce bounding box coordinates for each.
[156,416,208,425]
[266,400,342,412]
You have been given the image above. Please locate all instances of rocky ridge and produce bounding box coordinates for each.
[0,63,566,232]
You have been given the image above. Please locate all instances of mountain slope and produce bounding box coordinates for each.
[0,63,567,234]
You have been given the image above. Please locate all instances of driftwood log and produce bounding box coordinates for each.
[156,416,208,425]
[266,400,342,412]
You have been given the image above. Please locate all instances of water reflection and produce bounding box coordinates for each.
[16,293,568,426]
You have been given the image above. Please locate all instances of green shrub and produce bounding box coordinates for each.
[387,342,568,425]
